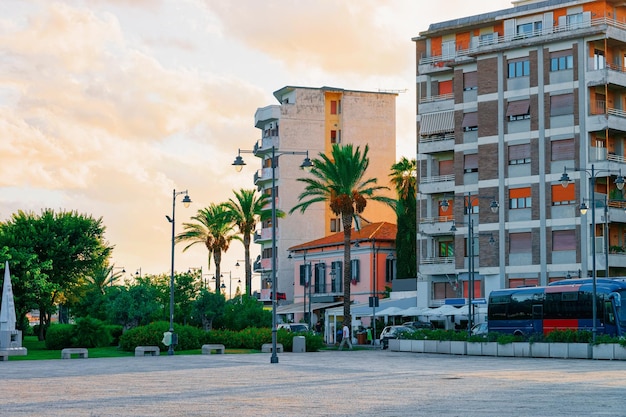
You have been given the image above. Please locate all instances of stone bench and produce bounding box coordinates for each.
[261,343,284,353]
[201,344,225,354]
[0,350,8,361]
[135,346,160,357]
[61,348,88,359]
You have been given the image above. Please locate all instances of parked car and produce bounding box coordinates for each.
[379,325,415,349]
[278,323,309,332]
[403,321,434,330]
[471,322,488,336]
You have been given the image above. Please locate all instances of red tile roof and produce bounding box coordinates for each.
[288,221,397,252]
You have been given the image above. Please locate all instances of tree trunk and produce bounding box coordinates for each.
[342,212,353,327]
[214,251,222,294]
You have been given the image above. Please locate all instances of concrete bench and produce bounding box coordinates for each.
[0,350,8,361]
[201,344,225,354]
[61,348,88,359]
[135,346,160,357]
[261,343,284,353]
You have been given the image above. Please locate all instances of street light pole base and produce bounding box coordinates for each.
[270,355,279,364]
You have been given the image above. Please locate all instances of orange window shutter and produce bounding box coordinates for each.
[552,184,575,202]
[510,187,531,199]
[439,80,453,95]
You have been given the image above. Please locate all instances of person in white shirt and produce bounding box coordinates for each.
[338,324,353,350]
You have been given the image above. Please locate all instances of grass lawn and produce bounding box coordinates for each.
[7,336,257,361]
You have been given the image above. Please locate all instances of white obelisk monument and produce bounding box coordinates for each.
[0,261,27,355]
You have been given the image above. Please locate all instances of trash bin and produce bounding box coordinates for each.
[293,336,306,353]
[357,332,367,345]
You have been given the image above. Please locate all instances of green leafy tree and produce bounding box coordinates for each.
[224,189,275,297]
[290,144,393,326]
[389,157,417,279]
[220,295,272,331]
[191,289,226,330]
[0,209,112,339]
[106,284,161,330]
[176,204,236,293]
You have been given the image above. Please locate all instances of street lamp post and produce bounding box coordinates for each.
[233,146,312,364]
[560,165,624,343]
[166,189,192,355]
[443,193,498,338]
[111,266,125,287]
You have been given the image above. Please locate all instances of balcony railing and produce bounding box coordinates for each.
[419,93,454,104]
[420,215,454,223]
[419,17,619,66]
[419,133,454,143]
[421,257,454,264]
[421,174,454,184]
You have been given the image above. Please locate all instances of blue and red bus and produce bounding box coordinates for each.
[487,278,626,337]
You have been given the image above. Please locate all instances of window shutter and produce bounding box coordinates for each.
[506,99,530,117]
[464,154,478,170]
[510,187,531,198]
[463,72,477,89]
[553,230,576,251]
[509,143,531,160]
[462,112,478,128]
[550,93,574,116]
[551,139,575,160]
[439,80,453,95]
[552,184,575,203]
[351,259,360,282]
[439,159,454,176]
[509,232,532,253]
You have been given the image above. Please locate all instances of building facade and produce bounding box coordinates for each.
[252,86,397,302]
[414,0,626,309]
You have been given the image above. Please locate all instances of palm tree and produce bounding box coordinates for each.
[224,189,274,296]
[290,143,393,327]
[176,203,235,293]
[389,157,417,279]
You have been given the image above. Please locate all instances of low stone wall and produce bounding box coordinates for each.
[389,339,626,360]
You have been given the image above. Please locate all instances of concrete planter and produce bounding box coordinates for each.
[497,343,514,357]
[567,343,591,359]
[531,343,550,358]
[548,343,568,359]
[398,340,412,352]
[436,341,451,354]
[450,341,466,355]
[424,340,438,353]
[467,342,483,356]
[613,344,626,360]
[411,340,425,353]
[593,343,615,360]
[481,342,498,356]
[512,342,531,357]
[388,339,400,351]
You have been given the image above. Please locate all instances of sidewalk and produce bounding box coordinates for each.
[1,350,625,416]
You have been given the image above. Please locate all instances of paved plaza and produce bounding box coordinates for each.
[1,349,625,416]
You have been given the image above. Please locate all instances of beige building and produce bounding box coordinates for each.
[251,86,397,302]
[414,0,626,313]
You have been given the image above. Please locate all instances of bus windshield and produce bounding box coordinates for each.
[616,290,626,332]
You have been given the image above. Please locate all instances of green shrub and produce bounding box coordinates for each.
[118,321,205,351]
[45,324,74,350]
[72,317,112,348]
[105,324,124,346]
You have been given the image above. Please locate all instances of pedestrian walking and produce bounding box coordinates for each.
[338,324,353,350]
[366,328,373,345]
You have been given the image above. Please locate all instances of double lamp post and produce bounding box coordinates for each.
[233,146,312,364]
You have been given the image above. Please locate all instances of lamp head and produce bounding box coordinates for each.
[615,171,625,191]
[440,199,450,212]
[580,202,589,215]
[182,194,192,208]
[232,154,246,172]
[450,222,457,232]
[490,200,499,214]
[300,153,313,172]
[560,167,571,188]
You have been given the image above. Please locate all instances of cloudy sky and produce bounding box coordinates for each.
[0,0,512,288]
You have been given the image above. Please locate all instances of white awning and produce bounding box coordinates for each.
[276,301,343,315]
[419,110,454,135]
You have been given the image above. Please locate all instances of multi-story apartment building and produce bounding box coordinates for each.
[414,0,626,310]
[252,86,397,302]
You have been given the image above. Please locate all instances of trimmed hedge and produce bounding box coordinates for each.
[45,317,113,349]
[119,322,325,352]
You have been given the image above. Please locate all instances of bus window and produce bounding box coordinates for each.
[605,301,615,325]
